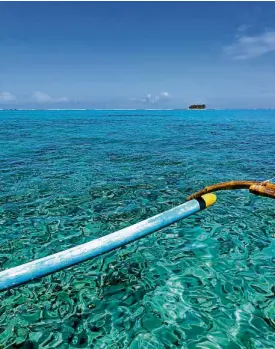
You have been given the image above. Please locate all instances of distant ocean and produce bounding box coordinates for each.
[0,109,275,348]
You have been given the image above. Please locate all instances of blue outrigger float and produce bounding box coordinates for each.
[0,179,274,292]
[0,194,216,291]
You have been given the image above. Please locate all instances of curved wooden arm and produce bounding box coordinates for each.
[249,183,275,199]
[186,180,275,201]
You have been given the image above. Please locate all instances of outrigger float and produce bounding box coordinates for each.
[0,180,274,292]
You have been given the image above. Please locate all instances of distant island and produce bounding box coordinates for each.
[188,104,206,110]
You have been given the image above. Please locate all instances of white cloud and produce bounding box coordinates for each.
[224,30,275,59]
[133,91,171,104]
[143,94,158,104]
[32,91,52,103]
[0,92,16,102]
[236,24,250,34]
[159,91,171,99]
[32,91,69,103]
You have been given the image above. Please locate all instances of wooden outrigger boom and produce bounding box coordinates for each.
[186,180,275,201]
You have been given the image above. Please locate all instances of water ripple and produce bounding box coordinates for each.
[0,109,274,348]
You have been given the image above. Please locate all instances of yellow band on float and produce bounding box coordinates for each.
[201,193,217,208]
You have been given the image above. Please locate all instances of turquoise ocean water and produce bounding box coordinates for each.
[0,109,274,348]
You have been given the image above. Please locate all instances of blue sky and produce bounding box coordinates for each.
[1,2,275,109]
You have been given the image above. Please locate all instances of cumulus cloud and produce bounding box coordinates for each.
[224,30,275,59]
[0,92,16,102]
[133,91,171,104]
[32,91,69,103]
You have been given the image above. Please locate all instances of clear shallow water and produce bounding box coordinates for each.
[0,109,274,349]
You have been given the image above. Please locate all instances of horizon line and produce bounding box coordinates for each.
[1,108,275,111]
